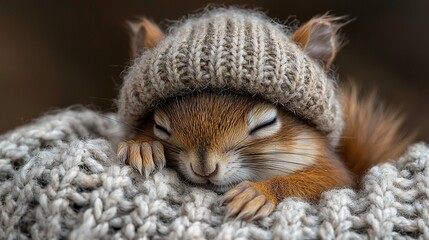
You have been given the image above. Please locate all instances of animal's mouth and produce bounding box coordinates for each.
[168,164,241,193]
[201,180,241,193]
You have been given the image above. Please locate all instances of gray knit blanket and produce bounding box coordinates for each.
[1,109,428,239]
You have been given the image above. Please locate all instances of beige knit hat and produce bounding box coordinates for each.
[118,8,344,146]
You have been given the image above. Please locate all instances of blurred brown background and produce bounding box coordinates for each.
[0,1,428,141]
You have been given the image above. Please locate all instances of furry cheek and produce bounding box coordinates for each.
[240,134,319,180]
[214,153,254,185]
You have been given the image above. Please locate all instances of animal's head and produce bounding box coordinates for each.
[150,92,324,193]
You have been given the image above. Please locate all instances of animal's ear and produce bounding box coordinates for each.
[292,16,344,70]
[127,18,165,59]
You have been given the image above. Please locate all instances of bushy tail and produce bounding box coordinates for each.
[338,82,415,180]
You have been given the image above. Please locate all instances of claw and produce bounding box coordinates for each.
[152,141,166,170]
[117,140,166,177]
[130,144,143,175]
[251,201,275,221]
[141,143,155,178]
[223,182,276,221]
[221,182,250,205]
[117,142,129,164]
[225,187,257,217]
[235,195,265,220]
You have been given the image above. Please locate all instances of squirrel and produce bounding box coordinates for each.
[117,15,414,221]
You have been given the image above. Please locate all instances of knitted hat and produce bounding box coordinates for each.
[118,9,343,146]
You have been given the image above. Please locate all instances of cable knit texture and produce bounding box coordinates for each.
[118,9,343,146]
[1,109,428,239]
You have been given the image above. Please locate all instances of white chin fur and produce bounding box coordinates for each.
[179,155,251,192]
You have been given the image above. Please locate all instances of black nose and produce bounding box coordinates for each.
[191,163,219,178]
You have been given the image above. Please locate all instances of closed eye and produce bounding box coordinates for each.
[249,117,277,135]
[155,123,171,136]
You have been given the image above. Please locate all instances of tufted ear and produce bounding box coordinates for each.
[292,16,345,70]
[127,18,165,59]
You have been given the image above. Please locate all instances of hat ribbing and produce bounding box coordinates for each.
[118,9,343,146]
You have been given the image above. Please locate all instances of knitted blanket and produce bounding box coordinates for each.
[1,109,428,239]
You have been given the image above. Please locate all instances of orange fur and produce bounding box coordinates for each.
[127,18,165,58]
[338,82,414,180]
[250,154,354,204]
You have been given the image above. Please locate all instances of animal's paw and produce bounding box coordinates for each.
[117,140,165,177]
[222,181,275,221]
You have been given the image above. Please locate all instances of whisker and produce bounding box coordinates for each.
[243,166,294,175]
[227,135,249,152]
[243,151,313,156]
[243,163,324,176]
[293,136,352,140]
[241,161,310,168]
[241,151,320,158]
[162,142,183,153]
[233,135,352,153]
